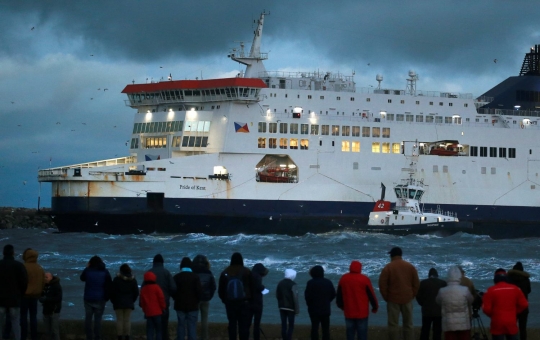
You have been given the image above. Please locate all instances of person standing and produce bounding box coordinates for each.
[140,271,166,340]
[305,265,336,340]
[0,244,28,340]
[110,264,139,340]
[416,268,446,340]
[192,255,216,340]
[80,255,113,340]
[276,269,299,340]
[507,261,531,340]
[249,263,269,340]
[20,248,45,340]
[435,266,473,340]
[39,273,62,340]
[148,254,176,340]
[336,260,378,340]
[172,257,202,340]
[378,247,420,340]
[482,268,528,340]
[218,252,252,340]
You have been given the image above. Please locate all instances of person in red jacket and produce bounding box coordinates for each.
[336,260,378,340]
[482,268,528,340]
[139,272,165,340]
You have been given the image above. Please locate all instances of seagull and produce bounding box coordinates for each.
[90,98,93,100]
[169,161,174,164]
[82,123,86,125]
[493,59,497,63]
[474,207,478,210]
[137,229,143,232]
[367,63,370,66]
[97,88,100,90]
[160,66,163,68]
[11,101,14,104]
[23,181,26,185]
[56,122,61,124]
[104,88,108,91]
[90,54,94,56]
[95,221,98,226]
[31,27,34,30]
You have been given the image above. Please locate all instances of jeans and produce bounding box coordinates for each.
[176,310,198,340]
[199,302,210,340]
[279,310,295,340]
[162,308,170,340]
[309,313,330,340]
[249,305,263,340]
[420,316,442,340]
[146,315,162,340]
[517,308,528,340]
[84,300,106,340]
[43,313,60,340]
[345,318,368,340]
[20,297,38,340]
[225,301,250,340]
[115,309,133,336]
[387,301,414,340]
[0,307,20,340]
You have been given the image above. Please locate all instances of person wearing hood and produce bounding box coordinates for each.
[39,273,62,340]
[507,261,531,340]
[276,269,299,340]
[0,244,28,340]
[249,263,269,340]
[218,252,252,340]
[482,268,528,340]
[140,271,166,340]
[147,254,176,340]
[110,264,139,340]
[172,257,202,340]
[305,265,335,340]
[378,247,419,340]
[192,254,216,340]
[80,255,112,340]
[416,268,446,340]
[435,266,473,340]
[337,260,378,340]
[20,248,45,340]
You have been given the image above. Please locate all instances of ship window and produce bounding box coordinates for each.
[470,146,478,156]
[449,103,453,106]
[426,116,434,123]
[387,114,394,121]
[131,138,139,149]
[435,116,443,123]
[395,188,402,198]
[194,137,202,147]
[416,115,423,122]
[301,124,309,134]
[332,125,339,136]
[429,102,433,105]
[464,104,468,107]
[366,98,371,102]
[396,114,404,121]
[352,141,360,152]
[480,147,487,157]
[320,96,324,99]
[433,165,438,173]
[353,162,359,169]
[408,189,416,199]
[279,123,288,134]
[445,117,452,124]
[310,124,319,135]
[321,125,329,135]
[406,114,413,122]
[392,143,400,154]
[481,167,486,174]
[362,127,370,137]
[258,138,266,148]
[382,143,390,153]
[202,137,208,147]
[258,122,267,133]
[319,140,322,146]
[337,96,341,100]
[491,167,496,175]
[308,95,312,99]
[416,101,420,105]
[269,138,277,149]
[499,148,506,158]
[415,190,423,200]
[443,165,448,173]
[342,126,350,136]
[188,137,195,147]
[290,138,298,149]
[372,127,380,138]
[182,136,189,147]
[290,123,298,134]
[332,141,335,147]
[509,148,516,158]
[490,147,497,157]
[279,138,288,149]
[401,100,405,104]
[352,126,360,137]
[382,128,390,138]
[172,137,181,148]
[439,102,443,106]
[300,139,309,150]
[372,142,380,153]
[351,97,355,101]
[269,123,277,133]
[342,141,350,152]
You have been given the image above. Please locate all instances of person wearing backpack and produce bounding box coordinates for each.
[218,252,252,340]
[276,269,299,340]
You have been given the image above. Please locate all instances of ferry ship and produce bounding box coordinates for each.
[38,13,540,239]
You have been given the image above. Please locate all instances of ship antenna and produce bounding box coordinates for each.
[406,70,418,95]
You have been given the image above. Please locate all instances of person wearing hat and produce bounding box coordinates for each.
[147,254,176,340]
[416,268,446,340]
[482,268,528,340]
[378,247,420,340]
[110,264,139,340]
[192,254,216,340]
[507,261,531,340]
[306,265,336,340]
[249,263,269,340]
[172,257,202,340]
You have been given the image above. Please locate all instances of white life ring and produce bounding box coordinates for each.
[410,207,415,212]
[520,123,524,129]
[380,219,385,224]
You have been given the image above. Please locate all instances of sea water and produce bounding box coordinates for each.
[2,228,538,327]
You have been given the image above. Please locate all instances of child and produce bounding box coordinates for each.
[139,271,166,340]
[39,272,62,340]
[276,269,299,340]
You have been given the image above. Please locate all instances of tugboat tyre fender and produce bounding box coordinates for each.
[381,219,385,224]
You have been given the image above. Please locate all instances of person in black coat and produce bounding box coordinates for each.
[249,263,269,340]
[304,265,336,340]
[39,273,62,340]
[111,264,139,340]
[192,254,216,340]
[507,261,531,340]
[416,268,447,340]
[172,257,202,340]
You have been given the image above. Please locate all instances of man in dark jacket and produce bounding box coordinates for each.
[173,257,202,340]
[0,244,28,340]
[249,263,269,340]
[305,265,336,340]
[148,254,176,340]
[507,261,531,340]
[192,254,216,340]
[39,273,62,340]
[111,263,139,340]
[218,252,252,340]
[416,268,446,340]
[80,255,113,340]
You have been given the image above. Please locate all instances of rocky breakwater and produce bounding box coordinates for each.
[0,207,55,230]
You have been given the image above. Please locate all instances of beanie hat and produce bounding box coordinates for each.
[3,244,14,256]
[153,254,164,264]
[180,257,192,269]
[494,268,507,283]
[428,268,439,278]
[284,268,297,280]
[388,247,402,257]
[513,261,524,271]
[120,263,132,276]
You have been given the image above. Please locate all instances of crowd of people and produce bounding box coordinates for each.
[0,244,532,340]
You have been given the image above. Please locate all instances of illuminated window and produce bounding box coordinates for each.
[372,142,380,153]
[382,142,390,153]
[258,138,266,148]
[279,138,288,149]
[269,138,277,149]
[300,139,309,150]
[332,125,339,136]
[342,141,350,152]
[406,115,414,122]
[392,143,401,153]
[352,141,360,152]
[290,138,299,149]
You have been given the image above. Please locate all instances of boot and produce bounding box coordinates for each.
[125,336,130,340]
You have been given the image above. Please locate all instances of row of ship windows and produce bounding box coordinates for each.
[257,138,402,153]
[129,87,260,102]
[131,136,210,149]
[470,146,516,158]
[133,121,211,134]
[258,122,391,137]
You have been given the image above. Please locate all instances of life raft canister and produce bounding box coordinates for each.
[381,219,385,224]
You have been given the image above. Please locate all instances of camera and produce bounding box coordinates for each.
[472,290,484,317]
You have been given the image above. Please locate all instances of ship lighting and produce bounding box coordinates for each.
[145,111,152,121]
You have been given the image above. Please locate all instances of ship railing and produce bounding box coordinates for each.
[259,70,355,82]
[421,206,458,218]
[124,94,261,107]
[477,108,540,117]
[38,156,137,178]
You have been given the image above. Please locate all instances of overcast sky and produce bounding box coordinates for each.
[1,1,538,209]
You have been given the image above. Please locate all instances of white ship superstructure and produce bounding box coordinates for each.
[38,13,540,238]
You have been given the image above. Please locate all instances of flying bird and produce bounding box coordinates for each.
[90,98,93,100]
[104,88,108,91]
[97,88,100,90]
[160,66,163,68]
[493,59,497,63]
[31,27,34,30]
[11,101,14,104]
[90,54,94,56]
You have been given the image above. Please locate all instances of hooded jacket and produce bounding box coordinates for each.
[39,276,62,315]
[435,266,473,332]
[172,259,202,312]
[250,263,269,310]
[111,271,139,310]
[336,261,378,319]
[378,255,420,304]
[482,280,528,335]
[304,265,336,316]
[507,267,531,300]
[23,249,46,298]
[80,257,113,302]
[192,255,216,302]
[276,269,299,314]
[218,253,252,303]
[416,268,447,317]
[139,271,166,317]
[148,261,176,309]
